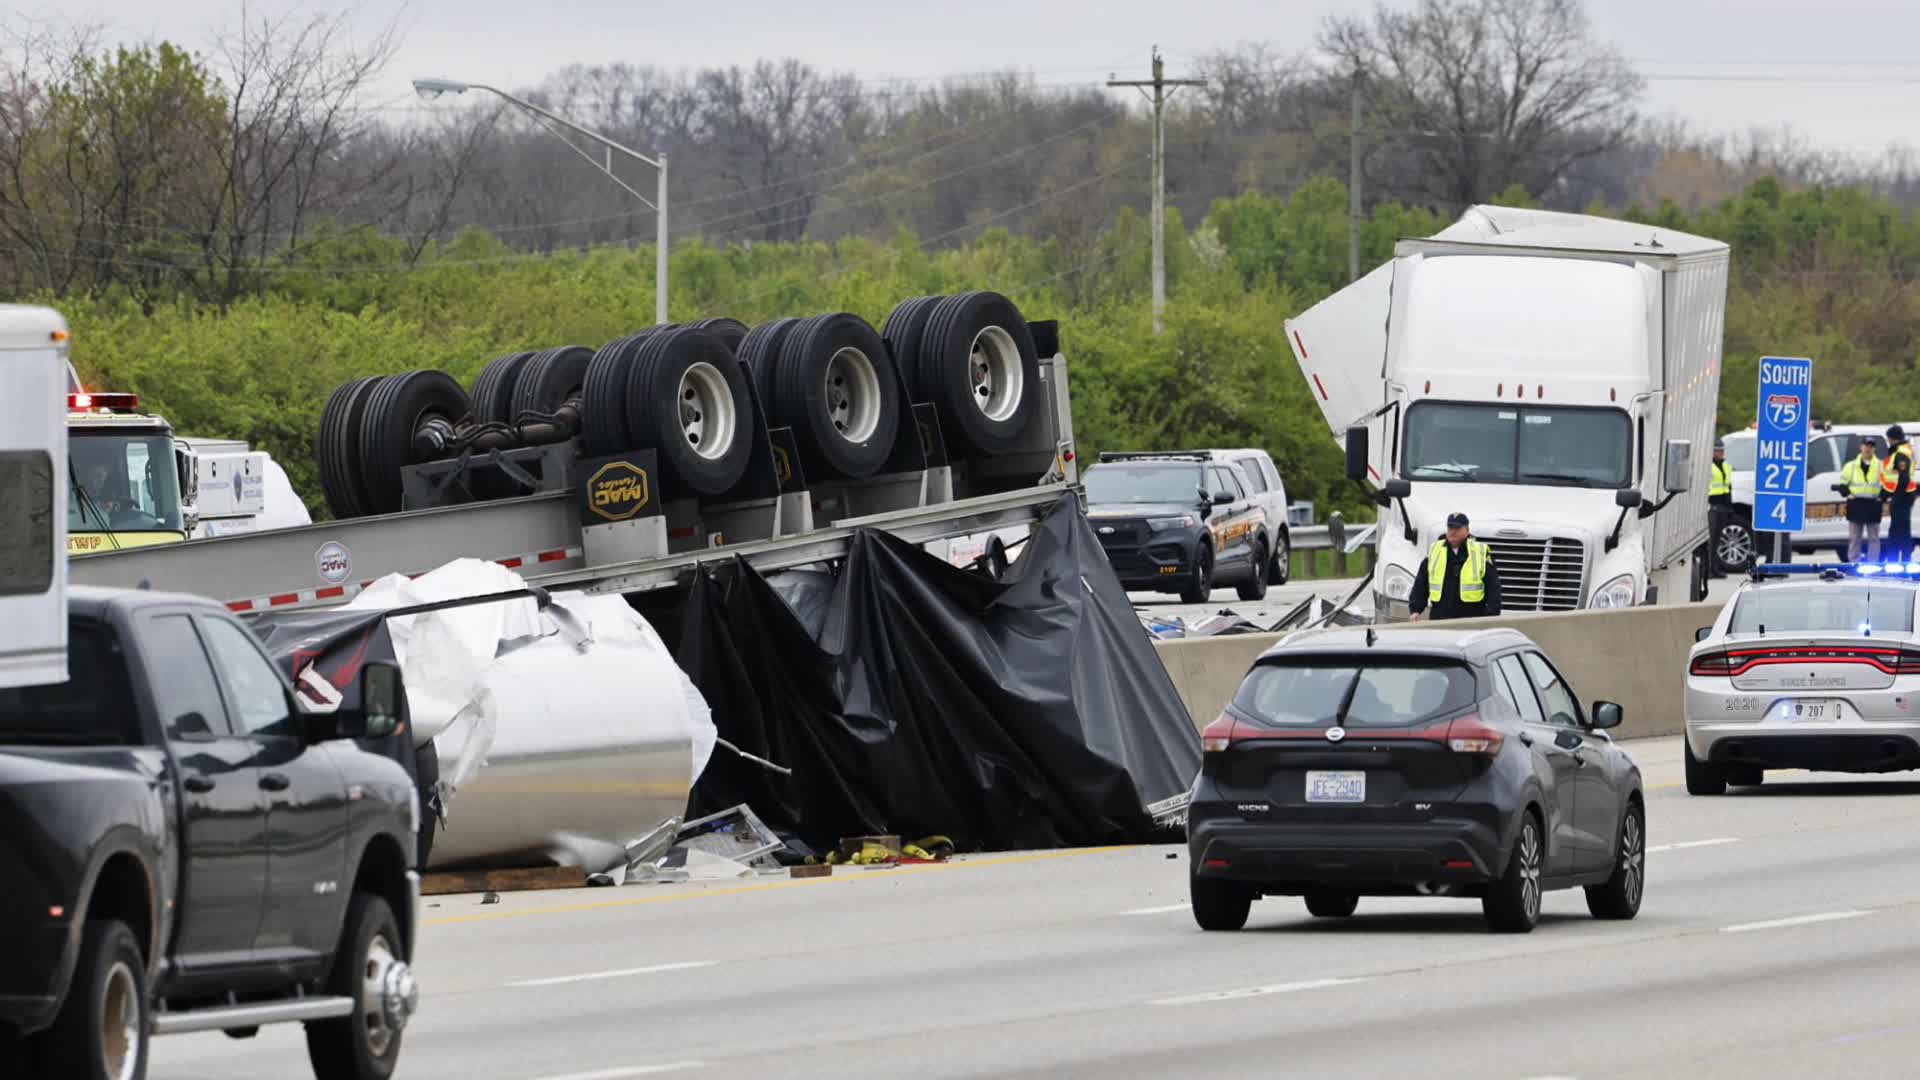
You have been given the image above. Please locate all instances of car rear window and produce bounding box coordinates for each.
[0,618,140,745]
[1231,658,1478,728]
[1728,587,1915,634]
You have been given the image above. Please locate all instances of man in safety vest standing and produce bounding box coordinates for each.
[1838,437,1883,563]
[1707,440,1735,577]
[1408,512,1501,621]
[1884,426,1917,562]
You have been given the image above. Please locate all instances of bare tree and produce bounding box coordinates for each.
[1322,0,1644,209]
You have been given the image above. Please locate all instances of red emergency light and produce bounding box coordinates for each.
[68,392,139,412]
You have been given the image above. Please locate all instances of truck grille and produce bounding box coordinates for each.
[1483,536,1586,611]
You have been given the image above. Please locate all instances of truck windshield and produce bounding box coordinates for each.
[1403,403,1632,488]
[1083,463,1205,505]
[69,432,183,533]
[0,619,141,745]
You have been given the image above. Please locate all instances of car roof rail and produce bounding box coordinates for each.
[1097,450,1213,463]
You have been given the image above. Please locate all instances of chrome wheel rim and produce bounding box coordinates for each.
[824,346,882,443]
[1717,523,1754,566]
[361,934,401,1058]
[1621,812,1644,908]
[101,960,139,1080]
[1520,821,1542,922]
[677,361,736,461]
[967,325,1023,422]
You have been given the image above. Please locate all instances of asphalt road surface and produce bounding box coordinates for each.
[154,736,1920,1080]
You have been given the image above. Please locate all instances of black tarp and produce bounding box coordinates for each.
[643,491,1200,852]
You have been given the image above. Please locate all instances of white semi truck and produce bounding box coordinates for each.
[1287,205,1728,618]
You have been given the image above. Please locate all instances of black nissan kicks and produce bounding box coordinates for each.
[1186,627,1646,933]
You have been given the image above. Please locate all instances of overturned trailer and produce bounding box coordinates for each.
[71,294,1199,870]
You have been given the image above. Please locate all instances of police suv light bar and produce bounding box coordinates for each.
[1750,562,1920,580]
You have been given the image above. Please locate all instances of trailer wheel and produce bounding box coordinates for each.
[320,375,385,519]
[686,317,750,355]
[917,291,1039,456]
[738,317,802,426]
[581,333,654,456]
[772,313,901,480]
[509,345,594,421]
[357,371,472,516]
[40,918,148,1080]
[880,295,944,403]
[469,351,539,425]
[624,327,754,495]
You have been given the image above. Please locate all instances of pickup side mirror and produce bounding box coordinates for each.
[1663,439,1693,494]
[1615,488,1644,509]
[305,661,405,742]
[1591,700,1624,730]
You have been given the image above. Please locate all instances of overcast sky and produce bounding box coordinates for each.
[41,0,1920,160]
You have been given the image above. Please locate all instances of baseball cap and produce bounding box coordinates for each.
[1446,512,1469,528]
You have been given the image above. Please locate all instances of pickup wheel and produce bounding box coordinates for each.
[306,892,416,1080]
[41,918,147,1080]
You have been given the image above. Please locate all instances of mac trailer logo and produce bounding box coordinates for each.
[1326,726,1346,743]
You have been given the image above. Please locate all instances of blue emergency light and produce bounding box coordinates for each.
[1751,562,1920,579]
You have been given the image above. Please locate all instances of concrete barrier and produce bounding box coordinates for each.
[1154,601,1723,741]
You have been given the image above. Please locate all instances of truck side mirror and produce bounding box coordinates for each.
[1615,489,1644,509]
[1663,439,1693,494]
[1381,478,1411,500]
[175,444,199,533]
[1344,426,1369,482]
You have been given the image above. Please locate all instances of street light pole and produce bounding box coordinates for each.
[413,77,669,324]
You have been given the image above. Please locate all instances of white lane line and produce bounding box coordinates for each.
[1152,976,1367,1007]
[1648,837,1740,853]
[507,960,717,988]
[529,1065,705,1080]
[1119,903,1189,916]
[1720,910,1874,934]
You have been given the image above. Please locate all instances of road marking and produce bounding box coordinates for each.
[507,961,717,988]
[425,846,1138,927]
[529,1065,704,1080]
[1120,903,1188,916]
[1648,837,1739,853]
[1720,910,1874,934]
[1152,976,1366,1007]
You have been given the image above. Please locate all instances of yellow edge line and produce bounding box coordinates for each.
[423,845,1141,926]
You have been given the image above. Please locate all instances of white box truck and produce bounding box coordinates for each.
[1286,205,1729,618]
[0,305,71,687]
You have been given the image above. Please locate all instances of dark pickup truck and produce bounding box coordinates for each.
[0,586,423,1080]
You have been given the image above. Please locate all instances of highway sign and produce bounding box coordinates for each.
[1754,355,1813,534]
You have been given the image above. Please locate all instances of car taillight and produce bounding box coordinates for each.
[1898,649,1920,674]
[1444,713,1503,756]
[1201,713,1239,753]
[1690,651,1735,676]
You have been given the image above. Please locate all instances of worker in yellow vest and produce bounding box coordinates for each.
[1408,512,1501,621]
[1707,440,1735,578]
[1884,426,1917,561]
[1838,437,1883,563]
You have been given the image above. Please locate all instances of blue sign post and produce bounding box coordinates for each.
[1754,356,1813,559]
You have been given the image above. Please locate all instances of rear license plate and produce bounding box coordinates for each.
[1783,699,1842,721]
[1306,770,1366,803]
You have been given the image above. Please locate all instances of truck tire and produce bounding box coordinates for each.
[737,317,802,425]
[305,892,414,1080]
[686,317,749,355]
[469,350,539,425]
[320,376,385,519]
[508,346,594,421]
[916,291,1040,457]
[880,295,944,403]
[357,371,472,516]
[41,918,148,1080]
[623,327,754,496]
[771,313,901,480]
[581,334,649,456]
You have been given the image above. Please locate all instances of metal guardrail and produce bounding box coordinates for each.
[1292,522,1377,554]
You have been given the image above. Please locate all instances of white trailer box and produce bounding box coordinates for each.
[1287,206,1729,616]
[0,306,70,687]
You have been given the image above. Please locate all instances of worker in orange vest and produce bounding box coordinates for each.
[1883,426,1917,561]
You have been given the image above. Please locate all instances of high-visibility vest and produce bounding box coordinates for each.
[1883,444,1918,493]
[1709,461,1732,497]
[1428,539,1489,604]
[1843,456,1883,498]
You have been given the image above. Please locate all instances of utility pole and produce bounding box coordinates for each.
[1348,67,1364,284]
[1110,47,1204,335]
